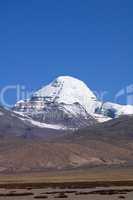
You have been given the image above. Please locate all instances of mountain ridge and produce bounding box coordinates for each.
[13,76,133,129]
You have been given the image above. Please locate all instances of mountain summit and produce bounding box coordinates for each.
[1,76,133,172]
[33,76,98,113]
[14,76,100,128]
[13,76,133,129]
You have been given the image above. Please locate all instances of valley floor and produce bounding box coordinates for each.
[0,166,133,184]
[0,167,133,199]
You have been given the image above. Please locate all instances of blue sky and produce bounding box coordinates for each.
[0,0,132,105]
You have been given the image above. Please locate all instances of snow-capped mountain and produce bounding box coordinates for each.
[15,76,99,112]
[13,76,133,129]
[95,102,133,119]
[13,76,100,128]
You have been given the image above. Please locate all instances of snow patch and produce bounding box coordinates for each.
[101,102,133,117]
[93,113,111,123]
[19,116,67,130]
[0,111,4,116]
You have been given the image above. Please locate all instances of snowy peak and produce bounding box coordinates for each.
[34,76,96,100]
[13,75,133,129]
[98,102,133,118]
[33,76,97,113]
[13,76,99,128]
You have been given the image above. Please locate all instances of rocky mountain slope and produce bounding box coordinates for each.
[0,105,133,172]
[0,106,66,139]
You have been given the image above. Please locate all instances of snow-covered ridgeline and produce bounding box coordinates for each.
[13,76,133,128]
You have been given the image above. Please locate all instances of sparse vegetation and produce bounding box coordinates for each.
[54,192,68,198]
[34,195,48,199]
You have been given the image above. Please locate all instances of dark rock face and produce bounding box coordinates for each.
[21,102,97,128]
[0,106,65,139]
